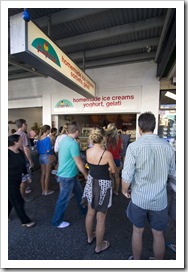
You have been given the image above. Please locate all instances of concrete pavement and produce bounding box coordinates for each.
[8,168,176,262]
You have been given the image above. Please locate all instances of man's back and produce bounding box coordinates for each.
[15,130,30,150]
[122,134,175,210]
[58,136,80,178]
[121,112,176,260]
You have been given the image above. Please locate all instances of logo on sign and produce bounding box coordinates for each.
[55,100,73,108]
[31,38,61,67]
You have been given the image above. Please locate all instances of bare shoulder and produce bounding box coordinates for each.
[103,150,113,159]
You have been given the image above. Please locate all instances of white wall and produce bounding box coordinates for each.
[8,107,42,135]
[8,61,160,138]
[86,61,159,138]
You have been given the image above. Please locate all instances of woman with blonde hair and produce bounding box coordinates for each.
[36,125,54,196]
[82,127,116,254]
[105,123,123,195]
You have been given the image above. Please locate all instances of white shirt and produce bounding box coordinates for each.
[54,134,67,153]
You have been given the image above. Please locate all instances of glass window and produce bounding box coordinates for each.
[160,90,176,110]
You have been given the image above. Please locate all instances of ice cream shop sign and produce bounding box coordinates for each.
[10,13,96,99]
[52,87,142,114]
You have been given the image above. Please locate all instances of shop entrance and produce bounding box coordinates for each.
[58,113,137,151]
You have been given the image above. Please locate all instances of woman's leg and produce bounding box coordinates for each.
[9,187,31,224]
[85,204,96,243]
[114,166,121,195]
[95,211,110,252]
[20,181,26,199]
[44,163,52,193]
[40,164,45,194]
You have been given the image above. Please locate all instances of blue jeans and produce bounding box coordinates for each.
[52,176,87,226]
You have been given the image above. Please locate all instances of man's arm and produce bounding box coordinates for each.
[121,179,131,198]
[121,144,135,198]
[74,156,88,180]
[23,146,34,168]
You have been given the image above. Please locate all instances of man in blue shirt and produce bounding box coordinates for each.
[121,112,175,260]
[52,122,88,228]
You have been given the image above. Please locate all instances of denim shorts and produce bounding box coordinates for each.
[21,162,31,183]
[127,201,168,231]
[114,159,121,167]
[39,154,49,164]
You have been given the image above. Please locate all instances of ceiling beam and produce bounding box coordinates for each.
[155,8,175,62]
[77,52,156,69]
[8,59,47,77]
[69,38,159,61]
[56,16,165,48]
[8,65,23,72]
[34,8,112,28]
[8,72,45,80]
[156,18,176,78]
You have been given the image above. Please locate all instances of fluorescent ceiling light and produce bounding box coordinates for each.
[165,91,176,101]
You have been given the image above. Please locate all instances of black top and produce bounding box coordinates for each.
[88,163,110,180]
[8,149,27,185]
[87,150,110,180]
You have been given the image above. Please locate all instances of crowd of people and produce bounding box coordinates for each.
[8,112,176,259]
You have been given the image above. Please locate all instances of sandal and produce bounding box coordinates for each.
[128,255,134,260]
[95,240,110,254]
[22,221,36,228]
[166,242,176,253]
[88,232,96,244]
[43,190,55,196]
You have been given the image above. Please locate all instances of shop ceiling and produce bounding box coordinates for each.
[8,8,176,82]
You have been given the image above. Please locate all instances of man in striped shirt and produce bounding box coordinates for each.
[121,112,175,260]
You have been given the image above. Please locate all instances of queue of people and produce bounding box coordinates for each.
[8,112,176,259]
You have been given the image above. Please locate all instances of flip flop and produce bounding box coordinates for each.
[88,232,96,244]
[166,242,176,253]
[95,241,110,254]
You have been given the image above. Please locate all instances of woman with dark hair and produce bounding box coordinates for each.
[49,127,58,148]
[36,125,54,196]
[8,134,35,227]
[105,123,123,195]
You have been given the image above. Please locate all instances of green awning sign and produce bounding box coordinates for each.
[32,38,61,67]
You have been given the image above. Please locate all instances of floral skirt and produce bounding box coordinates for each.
[81,174,113,213]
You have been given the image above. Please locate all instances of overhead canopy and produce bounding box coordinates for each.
[8,8,176,82]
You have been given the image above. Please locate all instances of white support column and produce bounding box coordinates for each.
[52,115,59,129]
[42,93,52,126]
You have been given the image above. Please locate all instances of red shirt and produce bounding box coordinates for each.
[108,136,122,160]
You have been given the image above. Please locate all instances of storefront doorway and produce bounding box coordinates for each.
[57,113,137,151]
